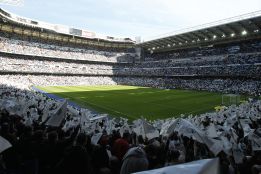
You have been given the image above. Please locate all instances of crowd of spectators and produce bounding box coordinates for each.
[142,52,261,67]
[0,38,260,93]
[145,40,261,61]
[122,77,261,96]
[132,52,261,78]
[1,53,260,77]
[0,75,118,89]
[0,32,260,95]
[0,33,261,173]
[0,35,135,63]
[0,83,261,174]
[0,47,260,95]
[0,74,260,96]
[0,56,115,75]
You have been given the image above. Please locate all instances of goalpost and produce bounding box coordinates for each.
[221,94,240,106]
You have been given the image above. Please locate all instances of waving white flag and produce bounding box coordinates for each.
[46,100,67,127]
[143,120,159,140]
[0,136,12,154]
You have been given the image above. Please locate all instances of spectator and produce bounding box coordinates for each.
[120,147,148,174]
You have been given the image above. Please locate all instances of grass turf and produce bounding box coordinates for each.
[36,85,228,121]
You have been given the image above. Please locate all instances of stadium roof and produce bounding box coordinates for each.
[0,8,135,44]
[139,11,261,53]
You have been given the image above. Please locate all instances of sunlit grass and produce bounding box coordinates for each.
[37,85,226,121]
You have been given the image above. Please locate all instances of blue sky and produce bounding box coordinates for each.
[0,0,261,40]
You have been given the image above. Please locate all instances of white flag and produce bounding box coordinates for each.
[0,136,12,154]
[205,124,218,138]
[46,100,67,127]
[91,133,103,145]
[232,146,244,164]
[166,118,206,143]
[143,121,159,140]
[208,139,223,156]
[250,133,261,151]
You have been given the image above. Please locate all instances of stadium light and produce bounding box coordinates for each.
[213,35,217,39]
[231,33,235,37]
[241,30,247,35]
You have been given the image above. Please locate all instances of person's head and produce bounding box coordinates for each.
[138,135,144,144]
[23,125,33,136]
[169,132,177,140]
[33,130,44,141]
[144,143,160,166]
[99,135,109,146]
[123,132,131,142]
[173,132,179,140]
[57,129,65,140]
[86,134,91,146]
[1,122,10,134]
[253,151,261,163]
[76,133,87,146]
[48,131,58,143]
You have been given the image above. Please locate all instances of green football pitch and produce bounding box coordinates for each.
[37,85,226,121]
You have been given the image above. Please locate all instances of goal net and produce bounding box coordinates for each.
[222,94,240,106]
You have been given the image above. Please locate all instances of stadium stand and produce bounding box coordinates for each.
[0,7,261,174]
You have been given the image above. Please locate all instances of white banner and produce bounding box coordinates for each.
[133,158,219,174]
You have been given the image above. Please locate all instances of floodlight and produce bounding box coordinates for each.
[241,30,247,35]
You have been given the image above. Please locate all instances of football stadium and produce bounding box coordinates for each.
[0,0,261,174]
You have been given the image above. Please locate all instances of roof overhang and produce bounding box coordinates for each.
[138,11,261,53]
